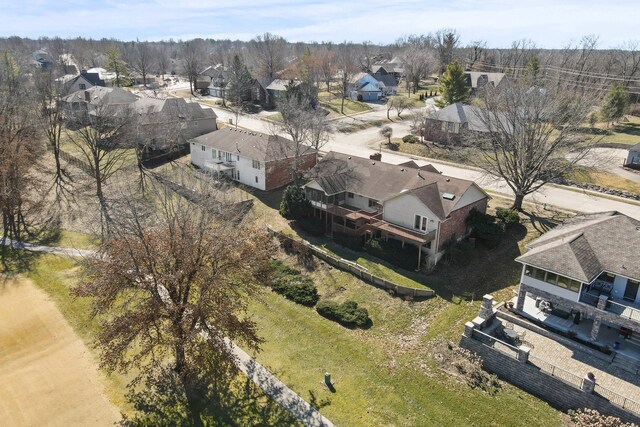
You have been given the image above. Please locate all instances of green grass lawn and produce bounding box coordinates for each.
[597,115,640,146]
[1,252,300,425]
[318,91,372,119]
[19,229,98,250]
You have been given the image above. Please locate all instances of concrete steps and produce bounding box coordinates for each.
[611,351,640,374]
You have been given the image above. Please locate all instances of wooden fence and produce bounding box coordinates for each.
[267,226,435,300]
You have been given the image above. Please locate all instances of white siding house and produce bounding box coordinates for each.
[190,141,267,190]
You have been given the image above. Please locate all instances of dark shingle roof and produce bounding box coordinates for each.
[63,86,137,106]
[307,152,483,220]
[428,103,489,132]
[191,128,315,162]
[516,212,640,283]
[374,73,398,88]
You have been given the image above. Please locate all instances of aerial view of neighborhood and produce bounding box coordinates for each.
[2,1,640,426]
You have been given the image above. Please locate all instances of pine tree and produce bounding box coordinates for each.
[600,83,630,126]
[104,45,131,87]
[226,54,253,126]
[525,57,540,85]
[435,61,470,107]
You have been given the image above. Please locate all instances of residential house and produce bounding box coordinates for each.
[465,72,506,92]
[61,86,138,120]
[132,97,217,155]
[373,68,398,96]
[31,49,55,71]
[348,72,382,101]
[251,78,302,109]
[201,65,229,99]
[514,211,640,354]
[372,58,404,80]
[424,103,489,145]
[190,128,317,191]
[625,143,640,169]
[304,152,489,269]
[66,70,106,93]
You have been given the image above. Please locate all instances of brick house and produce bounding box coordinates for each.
[514,212,640,364]
[424,102,490,145]
[190,128,317,191]
[304,152,489,269]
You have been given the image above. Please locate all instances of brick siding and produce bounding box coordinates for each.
[265,152,317,191]
[437,198,488,252]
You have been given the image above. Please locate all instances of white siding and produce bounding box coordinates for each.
[453,184,487,210]
[189,143,266,190]
[382,192,439,233]
[521,275,580,302]
[344,193,375,210]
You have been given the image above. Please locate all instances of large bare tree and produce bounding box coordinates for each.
[335,42,358,114]
[73,181,274,425]
[470,79,598,211]
[249,32,287,78]
[181,40,206,95]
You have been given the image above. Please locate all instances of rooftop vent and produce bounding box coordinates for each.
[445,178,450,182]
[442,193,456,200]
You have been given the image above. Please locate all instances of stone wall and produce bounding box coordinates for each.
[460,334,640,424]
[437,197,488,252]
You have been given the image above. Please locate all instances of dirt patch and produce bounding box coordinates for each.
[0,277,121,426]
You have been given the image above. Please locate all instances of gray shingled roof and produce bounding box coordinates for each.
[63,86,137,106]
[306,152,483,220]
[428,103,489,132]
[516,212,640,283]
[266,79,300,92]
[191,128,315,162]
[630,142,640,152]
[132,97,216,124]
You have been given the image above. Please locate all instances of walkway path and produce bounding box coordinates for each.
[1,239,335,427]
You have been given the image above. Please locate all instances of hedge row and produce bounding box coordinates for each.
[316,300,370,328]
[269,259,319,306]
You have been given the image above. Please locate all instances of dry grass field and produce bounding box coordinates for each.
[0,277,121,426]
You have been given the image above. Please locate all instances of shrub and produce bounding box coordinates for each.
[272,275,319,306]
[316,299,370,327]
[495,207,520,225]
[279,185,311,220]
[466,208,503,248]
[387,142,399,151]
[402,134,419,144]
[269,259,301,276]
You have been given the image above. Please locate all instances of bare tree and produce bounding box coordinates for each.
[379,125,392,145]
[35,70,73,200]
[156,44,170,83]
[470,79,598,211]
[387,96,413,118]
[181,41,206,95]
[432,28,460,73]
[130,41,156,87]
[335,42,358,114]
[73,180,274,425]
[398,35,434,95]
[66,103,134,238]
[315,45,336,92]
[0,50,45,243]
[249,32,287,78]
[273,87,328,186]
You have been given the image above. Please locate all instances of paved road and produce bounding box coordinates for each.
[1,238,335,427]
[167,84,640,219]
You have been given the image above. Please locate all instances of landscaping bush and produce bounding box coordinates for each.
[269,259,301,276]
[272,274,319,306]
[402,134,419,144]
[495,207,520,225]
[364,237,418,271]
[466,208,503,248]
[279,185,311,220]
[296,216,325,236]
[316,299,370,327]
[387,142,399,151]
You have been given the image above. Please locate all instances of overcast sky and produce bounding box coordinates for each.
[0,0,637,48]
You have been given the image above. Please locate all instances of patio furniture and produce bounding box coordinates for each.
[502,328,520,345]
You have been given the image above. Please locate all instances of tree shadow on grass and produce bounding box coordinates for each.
[0,247,39,275]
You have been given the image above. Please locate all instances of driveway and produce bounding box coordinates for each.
[576,148,640,183]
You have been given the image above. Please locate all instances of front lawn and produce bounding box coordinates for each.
[318,91,372,119]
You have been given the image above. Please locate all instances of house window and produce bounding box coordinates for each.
[79,83,86,90]
[252,160,261,169]
[236,171,240,180]
[201,146,206,151]
[211,149,217,158]
[414,215,428,232]
[193,121,198,127]
[347,192,354,199]
[525,266,581,292]
[255,176,258,183]
[368,199,376,207]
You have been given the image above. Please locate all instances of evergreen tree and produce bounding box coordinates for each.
[279,185,311,219]
[226,54,253,126]
[435,60,470,107]
[104,45,131,87]
[600,83,630,126]
[524,57,540,85]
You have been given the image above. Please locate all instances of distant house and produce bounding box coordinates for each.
[31,49,55,71]
[464,72,506,92]
[373,68,398,96]
[625,143,640,169]
[201,65,229,99]
[190,128,317,191]
[66,70,105,93]
[61,86,137,120]
[304,151,489,269]
[251,78,301,109]
[372,58,404,80]
[424,103,489,145]
[132,97,217,154]
[347,73,382,102]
